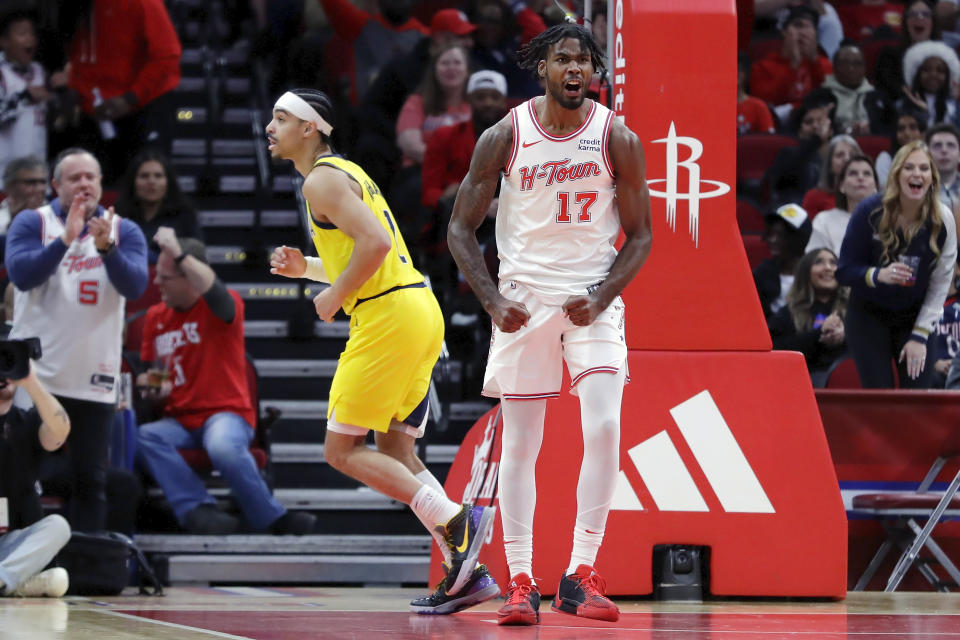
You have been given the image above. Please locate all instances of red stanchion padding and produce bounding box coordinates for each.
[437,350,847,597]
[611,0,769,351]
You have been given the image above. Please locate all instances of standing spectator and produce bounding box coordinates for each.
[803,134,863,216]
[0,10,50,182]
[873,1,938,101]
[750,6,833,109]
[354,9,476,192]
[0,356,72,598]
[59,0,182,184]
[769,248,849,386]
[876,111,927,186]
[899,40,960,128]
[924,122,960,209]
[738,52,775,135]
[136,230,316,535]
[0,156,47,234]
[393,43,472,240]
[317,0,430,104]
[821,44,895,136]
[838,140,958,388]
[807,155,880,255]
[754,203,814,318]
[837,0,904,40]
[5,148,148,531]
[115,150,202,265]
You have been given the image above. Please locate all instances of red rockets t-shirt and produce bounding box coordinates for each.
[141,290,255,430]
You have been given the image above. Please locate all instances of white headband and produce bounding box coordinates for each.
[274,91,333,136]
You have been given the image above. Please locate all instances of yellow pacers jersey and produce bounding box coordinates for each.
[306,155,423,314]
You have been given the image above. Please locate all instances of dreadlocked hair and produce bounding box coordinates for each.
[516,22,606,77]
[291,88,337,149]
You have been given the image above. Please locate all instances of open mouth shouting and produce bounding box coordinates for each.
[563,78,583,99]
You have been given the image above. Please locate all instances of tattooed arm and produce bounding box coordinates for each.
[448,115,531,333]
[15,361,71,451]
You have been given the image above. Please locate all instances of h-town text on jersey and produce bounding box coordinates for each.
[517,159,602,191]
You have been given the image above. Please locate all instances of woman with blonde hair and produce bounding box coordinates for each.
[837,139,958,387]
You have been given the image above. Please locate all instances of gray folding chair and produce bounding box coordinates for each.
[850,453,960,592]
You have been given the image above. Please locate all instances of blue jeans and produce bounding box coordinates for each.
[136,413,285,531]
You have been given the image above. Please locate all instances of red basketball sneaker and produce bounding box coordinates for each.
[551,564,620,621]
[497,573,541,625]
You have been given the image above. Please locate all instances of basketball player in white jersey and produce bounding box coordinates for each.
[5,148,149,531]
[448,23,652,625]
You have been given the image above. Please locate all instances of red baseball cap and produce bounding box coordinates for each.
[430,9,477,36]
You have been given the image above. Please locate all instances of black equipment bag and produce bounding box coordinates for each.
[56,531,164,596]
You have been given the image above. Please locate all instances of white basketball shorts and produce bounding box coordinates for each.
[482,280,628,400]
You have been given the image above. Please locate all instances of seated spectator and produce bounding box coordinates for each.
[56,0,182,184]
[930,262,960,387]
[769,248,849,386]
[837,140,957,388]
[421,70,508,286]
[392,43,472,240]
[876,111,926,186]
[766,88,837,206]
[837,0,903,40]
[738,52,775,134]
[754,203,814,318]
[899,40,960,128]
[822,44,895,136]
[924,122,960,209]
[1,351,72,598]
[807,154,880,255]
[468,0,541,100]
[873,1,937,101]
[750,5,832,110]
[136,230,315,535]
[115,150,202,265]
[803,134,863,216]
[753,0,845,60]
[354,9,476,191]
[0,156,47,234]
[0,10,55,182]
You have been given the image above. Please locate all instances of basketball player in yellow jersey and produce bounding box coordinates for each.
[265,88,498,610]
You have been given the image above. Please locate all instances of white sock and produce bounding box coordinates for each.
[410,484,461,530]
[567,368,624,575]
[415,470,452,564]
[499,399,546,579]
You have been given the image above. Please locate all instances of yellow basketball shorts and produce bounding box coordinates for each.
[327,285,444,433]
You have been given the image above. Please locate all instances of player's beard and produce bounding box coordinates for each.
[547,81,585,111]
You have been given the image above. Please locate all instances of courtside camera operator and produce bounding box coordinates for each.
[0,334,72,597]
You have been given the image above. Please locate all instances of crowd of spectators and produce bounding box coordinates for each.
[741,1,960,390]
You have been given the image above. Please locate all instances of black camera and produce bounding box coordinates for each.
[0,338,42,380]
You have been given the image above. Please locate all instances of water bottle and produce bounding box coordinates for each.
[92,87,116,140]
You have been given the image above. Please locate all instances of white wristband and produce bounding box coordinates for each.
[303,256,330,283]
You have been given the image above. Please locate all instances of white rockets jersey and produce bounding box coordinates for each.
[0,55,47,180]
[11,205,124,403]
[497,98,619,304]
